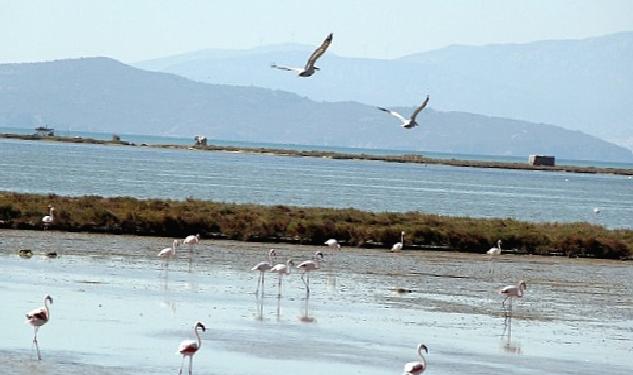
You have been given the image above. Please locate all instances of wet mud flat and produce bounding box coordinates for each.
[1,229,632,374]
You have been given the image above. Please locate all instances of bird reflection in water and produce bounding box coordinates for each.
[254,293,265,321]
[298,291,316,323]
[500,316,522,354]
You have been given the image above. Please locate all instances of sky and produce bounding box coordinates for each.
[1,0,633,63]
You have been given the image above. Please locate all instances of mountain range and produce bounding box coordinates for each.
[137,31,633,151]
[0,57,631,162]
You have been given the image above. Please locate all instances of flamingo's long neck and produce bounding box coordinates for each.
[44,298,50,320]
[49,208,54,220]
[194,326,202,350]
[418,349,427,369]
[498,240,502,250]
[517,282,525,297]
[286,260,292,274]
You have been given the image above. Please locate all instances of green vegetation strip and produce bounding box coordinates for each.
[1,192,631,259]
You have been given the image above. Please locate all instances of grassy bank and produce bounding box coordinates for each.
[1,192,631,259]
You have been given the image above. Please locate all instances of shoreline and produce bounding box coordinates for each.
[1,192,631,259]
[2,132,632,176]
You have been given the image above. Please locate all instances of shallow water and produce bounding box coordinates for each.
[1,230,632,374]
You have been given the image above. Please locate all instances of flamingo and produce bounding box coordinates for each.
[251,249,277,295]
[271,33,333,77]
[270,259,295,297]
[159,239,180,258]
[296,251,324,295]
[487,240,502,255]
[378,95,430,129]
[391,231,405,252]
[183,234,200,251]
[324,239,341,251]
[25,294,53,360]
[403,344,429,375]
[499,280,527,319]
[41,206,55,230]
[177,321,206,375]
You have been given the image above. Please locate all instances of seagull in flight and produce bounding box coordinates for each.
[378,95,430,129]
[271,33,333,77]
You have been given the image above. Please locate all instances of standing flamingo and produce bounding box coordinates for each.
[270,259,295,297]
[251,249,277,295]
[159,239,180,258]
[487,240,502,255]
[177,321,206,375]
[41,206,55,230]
[499,280,527,319]
[324,239,341,251]
[296,252,324,295]
[25,294,53,360]
[403,344,429,375]
[183,234,200,252]
[391,231,405,252]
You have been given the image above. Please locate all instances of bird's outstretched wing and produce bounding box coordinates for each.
[270,63,297,72]
[378,107,408,124]
[410,95,430,122]
[304,33,333,70]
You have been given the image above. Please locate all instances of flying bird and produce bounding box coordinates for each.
[178,321,206,375]
[271,33,333,77]
[26,295,53,360]
[378,96,430,129]
[403,344,429,375]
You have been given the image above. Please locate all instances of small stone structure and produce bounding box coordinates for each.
[34,126,55,136]
[528,154,555,166]
[112,134,121,142]
[194,135,207,146]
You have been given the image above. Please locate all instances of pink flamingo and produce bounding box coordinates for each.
[25,295,53,360]
[403,344,428,375]
[499,280,527,319]
[177,321,206,375]
[251,249,277,295]
[159,239,180,258]
[324,239,341,251]
[183,234,200,251]
[270,258,295,297]
[41,206,54,230]
[296,251,324,295]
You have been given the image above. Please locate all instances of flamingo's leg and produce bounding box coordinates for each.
[179,355,185,375]
[189,354,193,375]
[306,272,311,296]
[32,327,41,360]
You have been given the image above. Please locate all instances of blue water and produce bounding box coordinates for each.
[1,138,631,229]
[3,126,633,169]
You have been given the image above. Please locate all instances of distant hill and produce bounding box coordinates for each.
[136,32,633,151]
[0,58,631,162]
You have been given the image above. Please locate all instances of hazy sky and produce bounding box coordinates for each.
[1,0,632,63]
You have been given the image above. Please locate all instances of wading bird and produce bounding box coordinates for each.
[41,206,55,229]
[297,252,324,295]
[487,240,502,255]
[324,239,341,251]
[391,231,405,252]
[271,33,333,77]
[25,295,53,360]
[499,280,527,319]
[159,239,181,258]
[178,321,206,375]
[378,96,430,129]
[251,249,277,295]
[270,258,295,297]
[183,234,200,251]
[403,344,429,375]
